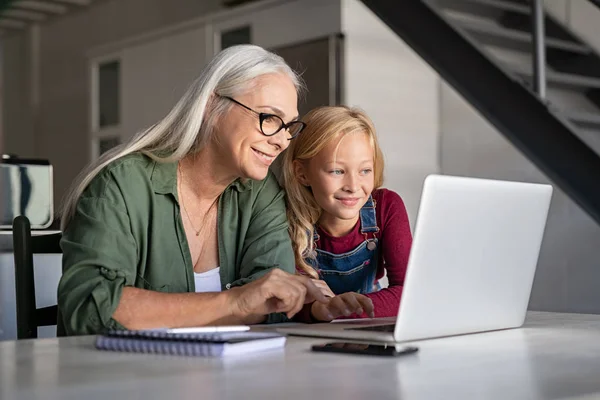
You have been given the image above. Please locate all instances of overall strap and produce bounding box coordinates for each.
[359,195,379,235]
[311,227,320,242]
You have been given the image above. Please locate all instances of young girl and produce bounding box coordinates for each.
[282,106,412,322]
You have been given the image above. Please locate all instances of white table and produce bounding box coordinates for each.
[1,311,600,400]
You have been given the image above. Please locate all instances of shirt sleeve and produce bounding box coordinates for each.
[342,189,413,319]
[58,172,138,335]
[230,172,296,324]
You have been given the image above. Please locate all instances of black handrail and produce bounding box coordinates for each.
[360,0,600,225]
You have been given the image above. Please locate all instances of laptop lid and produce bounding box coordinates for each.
[394,175,552,342]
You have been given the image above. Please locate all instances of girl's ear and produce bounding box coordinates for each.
[293,159,310,187]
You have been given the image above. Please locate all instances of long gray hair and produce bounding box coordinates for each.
[61,44,304,230]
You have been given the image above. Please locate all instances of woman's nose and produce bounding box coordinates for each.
[267,129,289,152]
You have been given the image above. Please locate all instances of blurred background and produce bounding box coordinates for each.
[0,0,599,339]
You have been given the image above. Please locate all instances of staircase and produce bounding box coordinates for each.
[0,0,96,34]
[360,0,600,225]
[430,0,600,139]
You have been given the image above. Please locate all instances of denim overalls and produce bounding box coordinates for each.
[308,195,380,295]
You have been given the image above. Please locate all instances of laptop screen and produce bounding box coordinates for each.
[0,158,54,229]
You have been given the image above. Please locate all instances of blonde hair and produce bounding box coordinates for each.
[282,106,384,278]
[60,45,304,230]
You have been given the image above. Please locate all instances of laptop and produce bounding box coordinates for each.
[278,174,553,343]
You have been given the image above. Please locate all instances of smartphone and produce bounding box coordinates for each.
[311,342,419,357]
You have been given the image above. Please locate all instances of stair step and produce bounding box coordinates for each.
[497,0,533,6]
[546,72,600,90]
[565,112,600,129]
[447,17,590,54]
[510,66,600,90]
[433,0,530,17]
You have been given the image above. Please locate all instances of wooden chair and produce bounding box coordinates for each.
[12,215,62,339]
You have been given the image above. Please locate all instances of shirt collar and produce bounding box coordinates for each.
[150,159,178,196]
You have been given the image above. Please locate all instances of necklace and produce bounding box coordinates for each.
[177,163,217,237]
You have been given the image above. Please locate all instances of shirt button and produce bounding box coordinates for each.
[225,283,232,290]
[100,267,117,281]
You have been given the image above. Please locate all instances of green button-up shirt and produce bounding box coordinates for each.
[57,153,295,335]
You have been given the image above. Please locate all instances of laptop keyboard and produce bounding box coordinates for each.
[346,324,396,332]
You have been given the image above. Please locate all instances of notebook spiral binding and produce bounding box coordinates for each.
[95,335,225,357]
[106,329,229,342]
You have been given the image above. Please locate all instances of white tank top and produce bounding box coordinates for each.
[194,267,222,293]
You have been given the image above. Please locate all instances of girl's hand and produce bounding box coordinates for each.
[310,292,375,321]
[311,279,335,298]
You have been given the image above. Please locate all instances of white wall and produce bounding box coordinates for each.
[440,82,600,313]
[545,0,600,54]
[341,0,441,228]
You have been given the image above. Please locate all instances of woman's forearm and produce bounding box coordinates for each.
[113,287,265,329]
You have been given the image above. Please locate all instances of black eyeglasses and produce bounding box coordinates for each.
[222,96,306,140]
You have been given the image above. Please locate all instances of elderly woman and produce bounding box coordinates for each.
[57,45,340,335]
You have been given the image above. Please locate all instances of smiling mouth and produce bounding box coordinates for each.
[251,148,276,166]
[336,197,361,206]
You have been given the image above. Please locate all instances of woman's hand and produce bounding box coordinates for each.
[226,269,329,320]
[311,279,335,298]
[310,292,375,322]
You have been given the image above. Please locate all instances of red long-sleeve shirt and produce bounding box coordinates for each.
[296,188,413,321]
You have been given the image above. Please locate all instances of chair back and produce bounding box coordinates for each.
[13,215,62,339]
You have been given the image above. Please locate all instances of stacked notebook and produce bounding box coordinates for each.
[95,328,286,357]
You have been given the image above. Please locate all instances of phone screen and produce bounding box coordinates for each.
[311,342,419,357]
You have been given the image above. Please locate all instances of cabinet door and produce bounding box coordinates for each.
[272,35,343,117]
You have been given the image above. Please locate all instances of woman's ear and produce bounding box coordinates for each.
[293,159,310,187]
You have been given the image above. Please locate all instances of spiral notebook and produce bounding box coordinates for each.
[95,328,286,357]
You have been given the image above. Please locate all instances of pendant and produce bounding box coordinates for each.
[367,241,377,251]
